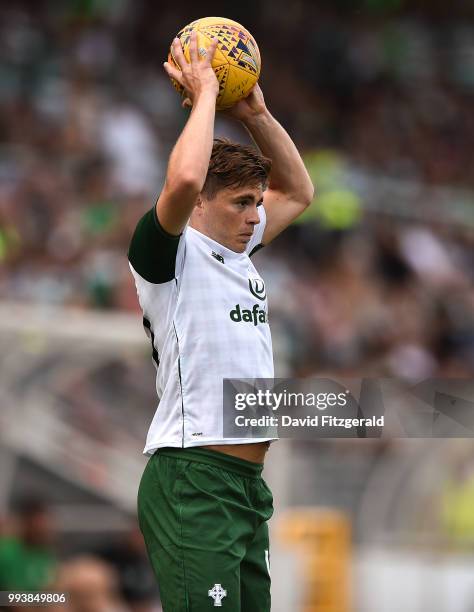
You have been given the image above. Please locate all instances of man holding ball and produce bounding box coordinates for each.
[129,28,314,611]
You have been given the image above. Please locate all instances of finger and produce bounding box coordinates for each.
[206,37,219,64]
[182,89,193,105]
[171,37,187,71]
[163,61,184,86]
[242,84,256,99]
[189,30,199,64]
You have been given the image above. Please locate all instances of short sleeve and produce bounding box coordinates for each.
[246,204,267,257]
[128,207,183,284]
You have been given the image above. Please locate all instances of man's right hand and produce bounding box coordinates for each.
[156,31,219,236]
[164,31,219,107]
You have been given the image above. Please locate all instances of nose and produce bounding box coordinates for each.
[246,204,260,226]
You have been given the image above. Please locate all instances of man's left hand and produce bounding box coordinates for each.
[221,83,267,122]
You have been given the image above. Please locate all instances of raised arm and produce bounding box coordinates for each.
[158,32,219,236]
[224,84,315,244]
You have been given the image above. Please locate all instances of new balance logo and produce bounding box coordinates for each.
[208,584,227,607]
[230,304,268,326]
[211,251,225,264]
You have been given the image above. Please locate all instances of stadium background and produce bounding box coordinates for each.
[1,0,474,610]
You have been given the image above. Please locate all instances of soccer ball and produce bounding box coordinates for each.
[167,17,261,110]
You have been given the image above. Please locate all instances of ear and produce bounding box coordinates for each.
[194,194,204,211]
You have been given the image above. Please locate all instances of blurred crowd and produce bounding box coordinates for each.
[2,461,474,612]
[0,497,161,612]
[0,0,473,378]
[259,215,474,377]
[0,3,473,600]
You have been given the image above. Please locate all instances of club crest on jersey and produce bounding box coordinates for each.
[208,583,227,607]
[248,277,266,301]
[230,303,268,326]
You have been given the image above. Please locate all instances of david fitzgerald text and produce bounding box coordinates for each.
[235,414,385,428]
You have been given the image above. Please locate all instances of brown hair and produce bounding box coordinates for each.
[202,138,272,199]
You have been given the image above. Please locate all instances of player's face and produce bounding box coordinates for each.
[195,184,264,253]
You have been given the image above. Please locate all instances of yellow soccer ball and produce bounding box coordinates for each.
[167,16,261,110]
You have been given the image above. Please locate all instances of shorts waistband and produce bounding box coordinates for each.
[156,447,264,478]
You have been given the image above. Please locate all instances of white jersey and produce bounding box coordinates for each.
[128,205,274,454]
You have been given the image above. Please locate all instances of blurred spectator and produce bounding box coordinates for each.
[97,524,161,612]
[51,556,130,612]
[0,497,57,591]
[440,451,474,549]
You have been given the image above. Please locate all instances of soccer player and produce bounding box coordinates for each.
[129,31,314,611]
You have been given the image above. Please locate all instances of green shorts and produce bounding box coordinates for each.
[137,446,274,611]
